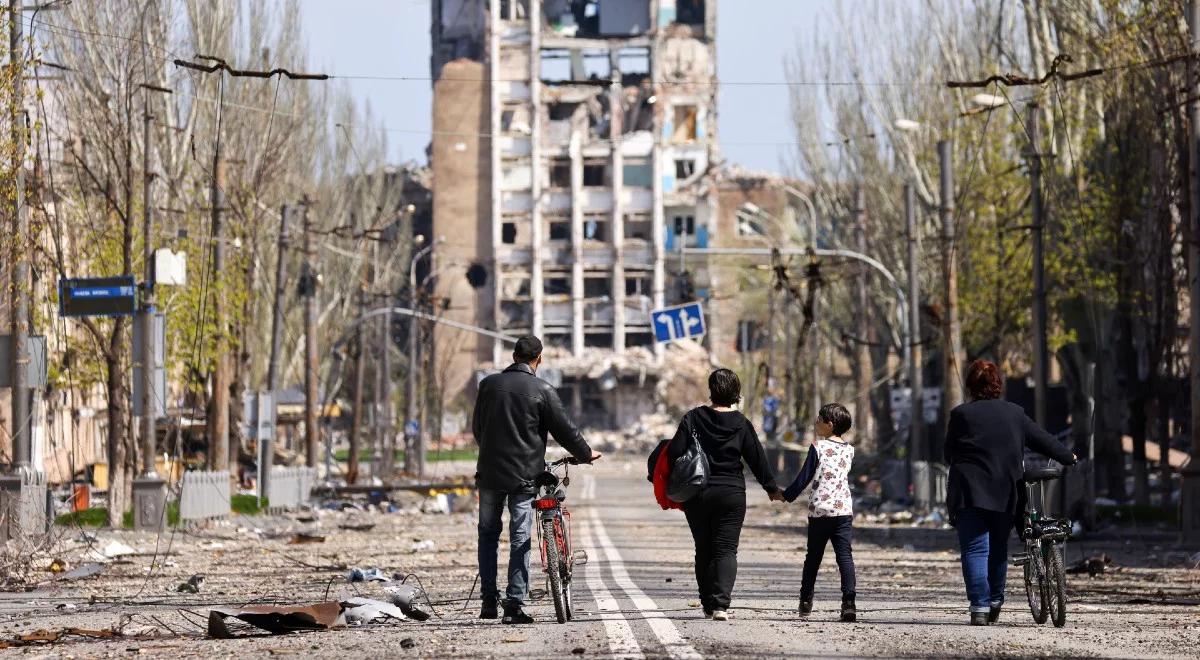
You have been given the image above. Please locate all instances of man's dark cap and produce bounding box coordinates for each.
[513,335,543,363]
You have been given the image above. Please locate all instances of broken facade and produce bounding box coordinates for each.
[432,0,718,428]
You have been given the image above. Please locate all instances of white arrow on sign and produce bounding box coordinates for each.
[655,313,677,340]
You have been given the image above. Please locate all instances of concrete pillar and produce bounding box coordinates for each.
[530,2,544,339]
[609,48,626,353]
[489,0,504,365]
[650,35,665,363]
[570,130,585,357]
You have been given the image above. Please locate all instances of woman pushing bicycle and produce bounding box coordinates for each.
[944,359,1076,626]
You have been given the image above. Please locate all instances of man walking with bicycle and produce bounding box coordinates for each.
[473,335,602,624]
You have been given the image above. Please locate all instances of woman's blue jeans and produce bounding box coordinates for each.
[954,507,1011,613]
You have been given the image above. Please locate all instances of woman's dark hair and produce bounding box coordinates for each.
[708,368,741,407]
[819,403,852,436]
[966,359,1003,400]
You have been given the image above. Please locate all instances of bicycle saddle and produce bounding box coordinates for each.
[1023,465,1063,482]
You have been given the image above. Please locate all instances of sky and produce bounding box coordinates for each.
[299,0,829,174]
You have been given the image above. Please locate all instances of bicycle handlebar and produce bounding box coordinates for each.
[549,456,593,467]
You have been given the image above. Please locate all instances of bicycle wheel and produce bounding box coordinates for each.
[543,517,568,624]
[1045,543,1067,628]
[564,581,574,621]
[1024,543,1049,624]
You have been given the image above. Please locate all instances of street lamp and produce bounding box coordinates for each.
[407,229,442,479]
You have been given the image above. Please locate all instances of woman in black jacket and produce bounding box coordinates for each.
[944,359,1076,626]
[668,368,782,621]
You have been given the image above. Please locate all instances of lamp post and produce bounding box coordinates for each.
[405,224,438,477]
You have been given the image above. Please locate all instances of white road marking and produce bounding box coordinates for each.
[590,513,704,660]
[579,473,596,501]
[578,518,644,659]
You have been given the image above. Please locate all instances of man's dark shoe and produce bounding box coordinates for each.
[798,599,813,618]
[502,606,535,625]
[970,612,989,626]
[479,597,499,620]
[987,603,1002,624]
[840,594,856,623]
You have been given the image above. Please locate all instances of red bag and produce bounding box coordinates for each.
[652,440,684,511]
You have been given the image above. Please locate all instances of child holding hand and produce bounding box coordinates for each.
[783,403,857,622]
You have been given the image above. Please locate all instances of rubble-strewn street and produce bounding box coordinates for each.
[2,459,1197,658]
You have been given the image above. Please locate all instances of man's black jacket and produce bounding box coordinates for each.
[472,362,592,492]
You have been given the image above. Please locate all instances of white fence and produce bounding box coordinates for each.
[178,470,231,522]
[267,467,316,512]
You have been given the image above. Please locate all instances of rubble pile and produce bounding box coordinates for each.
[586,411,678,454]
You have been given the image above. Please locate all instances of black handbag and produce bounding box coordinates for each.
[667,413,710,503]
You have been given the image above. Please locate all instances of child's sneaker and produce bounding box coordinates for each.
[840,594,856,622]
[798,599,812,618]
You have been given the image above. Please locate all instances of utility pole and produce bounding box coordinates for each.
[380,275,394,482]
[1182,0,1200,544]
[347,238,371,485]
[132,107,166,530]
[1026,103,1049,428]
[939,140,965,422]
[301,200,319,469]
[853,187,874,454]
[207,75,230,473]
[261,204,290,502]
[7,0,30,473]
[905,183,924,507]
[408,235,432,477]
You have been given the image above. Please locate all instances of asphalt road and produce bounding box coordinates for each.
[4,458,1198,658]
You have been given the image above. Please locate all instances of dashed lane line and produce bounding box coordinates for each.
[578,518,645,659]
[590,513,704,660]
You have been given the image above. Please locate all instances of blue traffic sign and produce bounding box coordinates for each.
[404,420,420,438]
[59,276,138,317]
[652,301,706,343]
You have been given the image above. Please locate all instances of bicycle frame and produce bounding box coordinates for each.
[1014,470,1071,628]
[533,457,579,623]
[534,459,573,568]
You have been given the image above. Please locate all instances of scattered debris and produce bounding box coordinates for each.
[1067,554,1112,576]
[57,563,104,581]
[176,574,205,593]
[48,558,68,573]
[207,602,343,638]
[54,603,78,612]
[347,567,390,583]
[289,532,326,545]
[573,647,586,655]
[410,539,435,552]
[88,540,137,562]
[421,494,451,514]
[338,522,376,532]
[342,597,407,625]
[384,584,432,621]
[400,638,416,649]
[0,627,116,649]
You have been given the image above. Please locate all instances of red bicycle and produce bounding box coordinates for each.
[533,456,589,623]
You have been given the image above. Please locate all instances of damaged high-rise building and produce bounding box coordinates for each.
[431,0,717,429]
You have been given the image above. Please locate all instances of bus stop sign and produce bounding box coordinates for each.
[59,276,138,317]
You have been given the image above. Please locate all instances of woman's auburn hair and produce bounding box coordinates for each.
[966,359,1003,400]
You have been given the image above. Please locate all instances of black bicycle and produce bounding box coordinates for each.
[532,456,590,624]
[1012,464,1070,628]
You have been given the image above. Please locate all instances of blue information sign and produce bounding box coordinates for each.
[59,276,138,317]
[651,301,706,344]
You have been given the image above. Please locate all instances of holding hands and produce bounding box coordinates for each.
[768,488,786,502]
